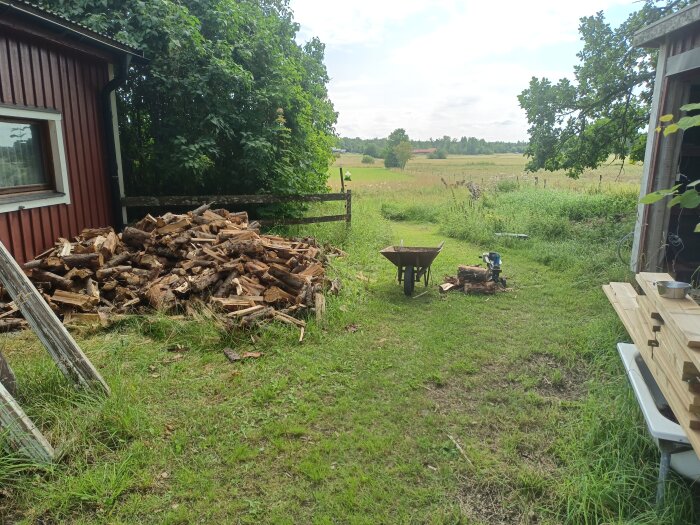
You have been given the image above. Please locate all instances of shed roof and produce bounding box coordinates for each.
[0,0,145,62]
[633,3,700,48]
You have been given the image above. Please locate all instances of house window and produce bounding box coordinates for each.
[0,106,70,213]
[0,119,52,193]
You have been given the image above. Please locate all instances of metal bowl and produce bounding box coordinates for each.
[656,280,692,299]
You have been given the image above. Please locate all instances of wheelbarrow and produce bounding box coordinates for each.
[380,241,445,296]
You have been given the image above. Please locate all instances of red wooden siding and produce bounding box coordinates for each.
[0,27,113,263]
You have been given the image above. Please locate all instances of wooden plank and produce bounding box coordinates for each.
[122,193,347,207]
[604,283,700,453]
[638,293,700,380]
[632,4,700,48]
[636,272,700,348]
[0,380,54,463]
[0,241,109,394]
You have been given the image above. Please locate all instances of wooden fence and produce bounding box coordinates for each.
[121,191,352,226]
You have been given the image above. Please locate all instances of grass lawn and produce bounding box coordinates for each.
[2,154,699,523]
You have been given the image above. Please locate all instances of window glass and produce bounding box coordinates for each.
[0,120,47,190]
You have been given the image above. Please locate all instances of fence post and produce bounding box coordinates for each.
[339,167,345,193]
[345,190,352,225]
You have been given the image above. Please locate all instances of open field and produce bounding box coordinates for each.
[329,153,644,194]
[2,154,699,524]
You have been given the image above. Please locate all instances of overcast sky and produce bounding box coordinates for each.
[289,0,641,142]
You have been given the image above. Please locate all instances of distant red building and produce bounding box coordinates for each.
[0,1,143,263]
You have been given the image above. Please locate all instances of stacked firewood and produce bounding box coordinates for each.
[0,205,342,331]
[440,265,502,295]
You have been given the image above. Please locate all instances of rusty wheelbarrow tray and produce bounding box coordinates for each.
[380,241,445,296]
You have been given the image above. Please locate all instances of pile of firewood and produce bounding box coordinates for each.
[440,265,503,295]
[0,205,343,332]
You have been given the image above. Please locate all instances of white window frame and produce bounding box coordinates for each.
[0,105,70,213]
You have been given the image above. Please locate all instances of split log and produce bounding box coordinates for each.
[191,203,212,216]
[214,271,241,297]
[104,252,131,268]
[463,281,497,295]
[439,283,457,293]
[96,265,132,280]
[264,286,295,304]
[210,296,263,311]
[100,232,119,258]
[457,265,489,283]
[64,267,94,281]
[61,253,103,270]
[314,292,326,322]
[32,270,73,290]
[122,227,152,248]
[85,278,100,299]
[51,290,99,310]
[145,277,178,311]
[0,319,27,332]
[268,264,308,292]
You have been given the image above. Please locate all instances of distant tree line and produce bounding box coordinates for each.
[338,135,528,158]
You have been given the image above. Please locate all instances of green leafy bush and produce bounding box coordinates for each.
[427,149,447,159]
[495,179,519,193]
[41,0,337,198]
[380,202,440,223]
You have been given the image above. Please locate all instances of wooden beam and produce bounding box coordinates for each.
[632,70,687,272]
[631,40,668,273]
[122,193,347,207]
[633,4,700,48]
[0,241,109,394]
[0,380,54,464]
[258,215,347,226]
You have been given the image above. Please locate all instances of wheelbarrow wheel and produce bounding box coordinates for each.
[403,266,415,296]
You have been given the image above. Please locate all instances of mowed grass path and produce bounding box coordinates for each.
[3,155,697,523]
[6,215,611,524]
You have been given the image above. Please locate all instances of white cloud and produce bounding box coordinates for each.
[290,0,639,140]
[291,0,447,46]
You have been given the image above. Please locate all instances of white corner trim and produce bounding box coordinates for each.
[108,64,127,225]
[0,107,71,214]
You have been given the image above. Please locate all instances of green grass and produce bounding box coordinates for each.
[1,154,698,523]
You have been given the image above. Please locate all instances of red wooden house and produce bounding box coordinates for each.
[0,1,143,263]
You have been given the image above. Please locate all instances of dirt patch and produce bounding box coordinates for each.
[523,352,587,401]
[455,474,535,525]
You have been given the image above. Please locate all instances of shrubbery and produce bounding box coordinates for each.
[380,185,637,282]
[427,149,447,159]
[42,0,337,198]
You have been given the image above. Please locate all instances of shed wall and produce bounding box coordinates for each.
[0,26,112,263]
[633,28,700,273]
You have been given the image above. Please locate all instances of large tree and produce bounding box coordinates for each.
[383,128,412,169]
[518,0,692,178]
[40,0,337,197]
